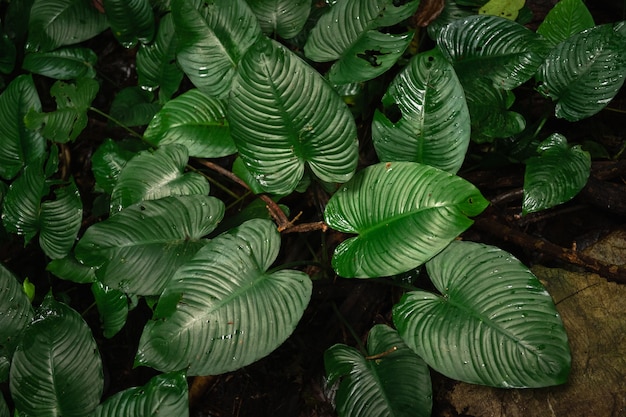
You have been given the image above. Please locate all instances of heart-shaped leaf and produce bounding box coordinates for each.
[0,75,45,180]
[324,162,489,278]
[22,47,98,79]
[537,0,595,45]
[92,371,188,417]
[10,294,104,417]
[75,195,225,296]
[393,240,571,388]
[102,0,155,48]
[523,133,590,215]
[110,144,210,213]
[91,282,129,339]
[135,219,312,375]
[246,0,311,39]
[144,89,235,158]
[325,324,432,417]
[372,48,470,173]
[172,0,262,98]
[39,180,83,259]
[229,36,359,195]
[536,22,626,121]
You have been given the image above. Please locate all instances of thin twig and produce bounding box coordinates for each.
[365,346,398,361]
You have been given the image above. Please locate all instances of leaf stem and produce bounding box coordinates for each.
[89,106,143,139]
[365,346,398,360]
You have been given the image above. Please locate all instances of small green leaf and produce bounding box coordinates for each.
[39,181,83,259]
[75,195,225,295]
[537,0,595,45]
[22,278,35,302]
[103,0,155,48]
[109,87,161,127]
[394,240,571,388]
[22,47,97,79]
[522,133,590,215]
[231,156,267,195]
[136,219,312,375]
[92,282,129,339]
[325,324,432,417]
[324,162,489,278]
[372,49,470,174]
[479,0,525,20]
[110,144,210,213]
[246,0,311,39]
[10,294,104,417]
[143,89,236,158]
[47,254,97,284]
[92,371,189,417]
[90,138,146,194]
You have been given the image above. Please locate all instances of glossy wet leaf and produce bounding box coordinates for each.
[92,282,129,339]
[90,138,145,194]
[27,0,109,52]
[537,22,626,121]
[372,49,470,173]
[92,371,188,417]
[136,219,312,375]
[110,144,210,213]
[246,0,311,39]
[75,195,225,296]
[109,87,161,127]
[393,240,571,388]
[229,37,359,195]
[0,75,45,180]
[103,0,155,48]
[39,180,83,259]
[47,254,97,284]
[325,324,432,417]
[537,0,595,45]
[10,295,103,417]
[172,0,262,98]
[144,89,235,158]
[324,162,489,278]
[22,47,97,79]
[523,133,590,215]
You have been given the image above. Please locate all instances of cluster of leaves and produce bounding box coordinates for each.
[0,0,624,415]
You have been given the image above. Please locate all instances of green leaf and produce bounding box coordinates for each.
[246,0,311,39]
[24,77,99,143]
[103,0,155,48]
[231,156,267,195]
[229,37,359,195]
[522,133,590,215]
[0,264,34,383]
[536,22,626,122]
[372,49,470,174]
[0,394,8,417]
[478,0,525,20]
[22,47,98,80]
[0,74,45,180]
[143,89,236,158]
[91,138,145,194]
[325,324,432,417]
[136,13,183,101]
[172,0,262,98]
[92,282,129,339]
[324,162,489,278]
[2,162,46,243]
[27,0,109,52]
[10,294,103,417]
[47,254,97,284]
[39,181,83,259]
[536,0,595,46]
[75,195,225,295]
[109,87,161,127]
[427,0,474,40]
[393,240,571,388]
[110,144,210,213]
[135,219,312,375]
[0,30,16,74]
[92,371,189,417]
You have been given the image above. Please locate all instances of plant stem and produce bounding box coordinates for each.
[89,107,143,139]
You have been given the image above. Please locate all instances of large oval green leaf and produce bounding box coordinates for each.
[93,371,188,417]
[229,36,359,195]
[393,240,571,388]
[536,0,595,45]
[325,324,432,417]
[135,219,312,375]
[324,162,489,278]
[536,22,626,121]
[22,47,97,80]
[10,295,103,417]
[172,0,262,98]
[110,144,210,213]
[103,0,155,48]
[39,180,83,259]
[246,0,311,39]
[372,48,470,174]
[522,133,590,215]
[75,195,225,296]
[143,89,235,158]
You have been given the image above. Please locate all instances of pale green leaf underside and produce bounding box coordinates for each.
[537,22,626,121]
[325,324,432,417]
[10,296,103,417]
[324,162,489,278]
[246,0,311,39]
[103,0,155,48]
[372,49,470,173]
[144,89,236,158]
[393,240,571,388]
[39,181,83,260]
[136,219,312,376]
[22,47,98,79]
[537,0,595,45]
[75,195,225,295]
[110,144,210,213]
[229,37,358,195]
[523,133,590,215]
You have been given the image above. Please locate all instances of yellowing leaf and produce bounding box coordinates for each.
[479,0,525,20]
